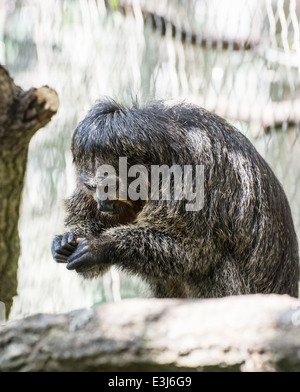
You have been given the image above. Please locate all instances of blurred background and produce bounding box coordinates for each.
[0,0,299,319]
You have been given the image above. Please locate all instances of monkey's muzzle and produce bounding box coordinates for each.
[96,199,115,212]
[96,198,133,212]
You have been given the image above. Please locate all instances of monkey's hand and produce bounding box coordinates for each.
[66,236,111,273]
[51,232,78,263]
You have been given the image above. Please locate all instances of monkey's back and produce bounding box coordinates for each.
[174,106,299,297]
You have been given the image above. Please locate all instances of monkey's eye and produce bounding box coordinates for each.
[83,183,96,192]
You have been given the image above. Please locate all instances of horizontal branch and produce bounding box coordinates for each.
[0,294,300,372]
[115,1,257,50]
[199,96,300,135]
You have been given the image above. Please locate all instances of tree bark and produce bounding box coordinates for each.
[0,65,59,318]
[0,295,300,372]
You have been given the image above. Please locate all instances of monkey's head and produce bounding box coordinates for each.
[71,99,197,218]
[71,99,190,165]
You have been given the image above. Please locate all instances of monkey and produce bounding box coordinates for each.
[51,99,299,298]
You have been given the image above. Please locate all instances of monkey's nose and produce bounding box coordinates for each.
[97,199,115,212]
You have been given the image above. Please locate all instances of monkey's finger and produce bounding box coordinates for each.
[66,247,92,270]
[56,247,75,256]
[57,235,77,255]
[61,232,77,248]
[61,233,71,247]
[51,235,64,260]
[66,256,88,270]
[68,232,77,243]
[66,244,89,262]
[66,256,89,270]
[53,253,69,263]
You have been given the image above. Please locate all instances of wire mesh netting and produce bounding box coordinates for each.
[0,0,299,319]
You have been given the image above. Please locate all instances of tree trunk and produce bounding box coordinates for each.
[0,65,59,318]
[0,295,300,372]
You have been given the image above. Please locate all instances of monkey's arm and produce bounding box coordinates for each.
[64,188,119,236]
[66,225,189,279]
[52,188,126,264]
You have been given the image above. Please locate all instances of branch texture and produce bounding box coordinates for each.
[0,295,300,372]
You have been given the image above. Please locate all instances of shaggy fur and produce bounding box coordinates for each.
[52,99,299,298]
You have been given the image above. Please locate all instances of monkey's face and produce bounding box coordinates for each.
[79,170,132,212]
[78,159,145,219]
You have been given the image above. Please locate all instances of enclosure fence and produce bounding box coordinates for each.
[0,0,299,317]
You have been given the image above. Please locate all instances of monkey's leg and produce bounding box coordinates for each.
[202,258,251,297]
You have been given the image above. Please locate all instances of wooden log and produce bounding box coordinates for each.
[0,295,300,372]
